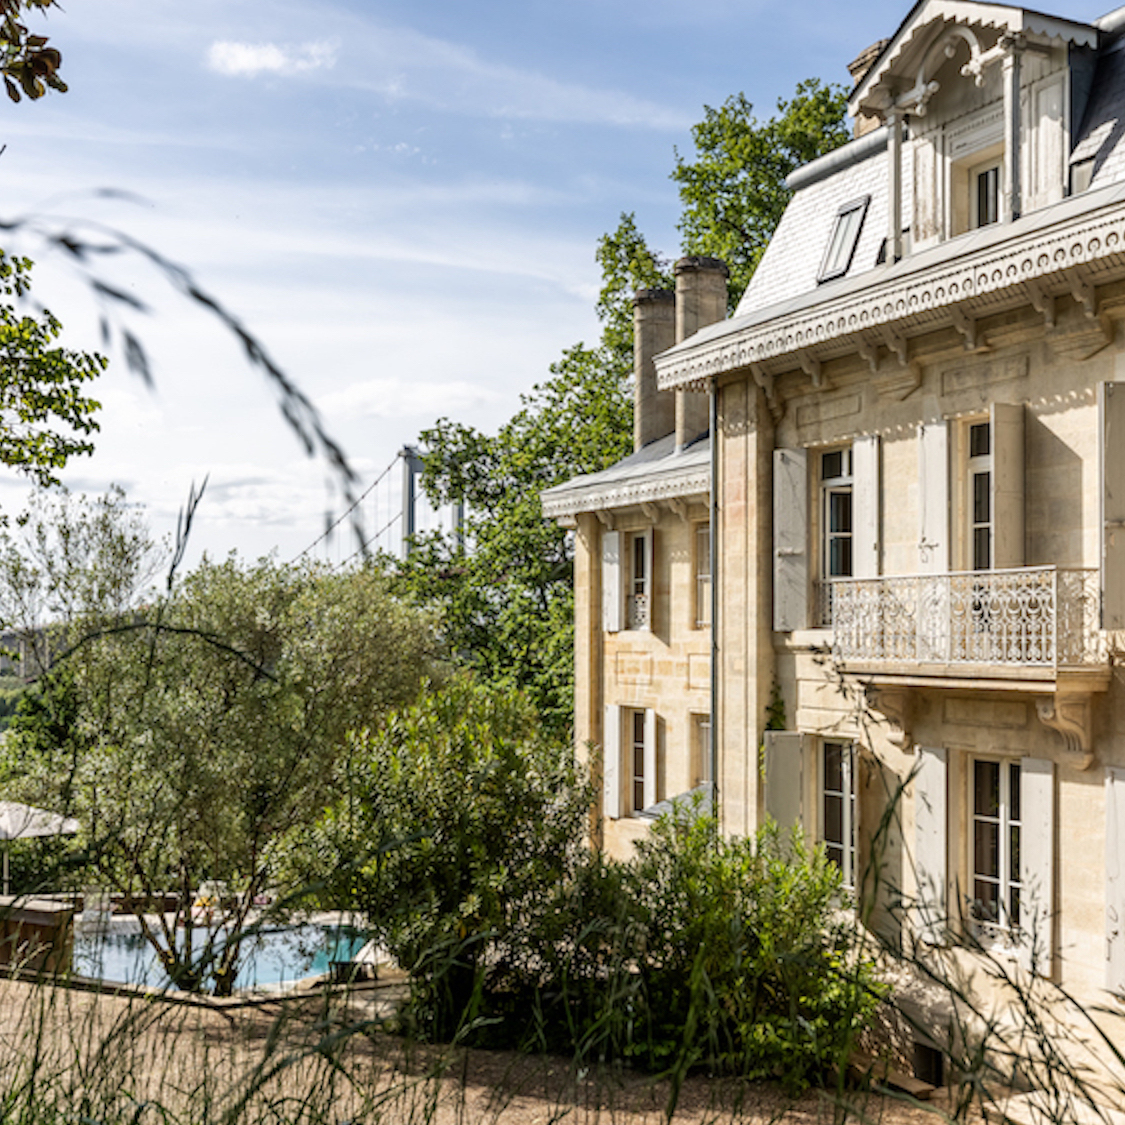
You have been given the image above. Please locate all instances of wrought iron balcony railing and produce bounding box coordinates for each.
[627,593,650,631]
[828,567,1105,669]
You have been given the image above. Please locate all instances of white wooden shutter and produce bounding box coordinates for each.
[918,421,949,573]
[853,434,880,579]
[773,449,808,632]
[603,705,621,821]
[991,403,1025,570]
[1018,757,1054,975]
[1025,76,1065,213]
[602,530,622,633]
[643,707,657,810]
[764,731,804,833]
[914,746,948,946]
[1100,383,1125,628]
[1107,767,1125,994]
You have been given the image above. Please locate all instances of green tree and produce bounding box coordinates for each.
[4,557,437,994]
[0,254,104,487]
[673,80,851,306]
[324,675,590,1037]
[403,82,847,731]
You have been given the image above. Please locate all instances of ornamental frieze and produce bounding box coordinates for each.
[655,200,1125,392]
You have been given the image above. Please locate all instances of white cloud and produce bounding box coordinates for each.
[207,39,337,78]
[318,379,502,422]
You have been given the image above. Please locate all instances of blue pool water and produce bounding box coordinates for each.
[73,924,367,990]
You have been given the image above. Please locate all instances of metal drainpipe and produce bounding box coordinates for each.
[709,381,719,818]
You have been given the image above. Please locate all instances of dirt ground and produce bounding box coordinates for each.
[0,974,967,1124]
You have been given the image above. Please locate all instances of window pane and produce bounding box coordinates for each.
[823,743,844,792]
[973,472,991,524]
[975,820,999,878]
[1010,824,1021,886]
[829,536,852,578]
[977,167,999,227]
[829,490,853,534]
[975,760,1000,817]
[633,712,645,743]
[1010,886,1021,929]
[970,422,991,458]
[973,526,991,571]
[821,450,844,480]
[1009,763,1021,821]
[974,880,999,922]
[824,794,844,847]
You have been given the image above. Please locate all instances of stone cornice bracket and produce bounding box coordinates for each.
[1025,278,1056,329]
[857,338,881,375]
[880,327,909,368]
[1068,267,1098,320]
[594,510,616,530]
[751,363,784,422]
[641,502,659,522]
[798,352,825,389]
[865,684,913,751]
[950,306,983,352]
[1036,693,1095,771]
[667,497,688,522]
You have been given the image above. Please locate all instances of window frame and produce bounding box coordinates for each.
[819,740,857,890]
[693,522,711,629]
[818,195,871,283]
[817,445,854,625]
[969,756,1023,942]
[692,712,712,788]
[625,529,652,631]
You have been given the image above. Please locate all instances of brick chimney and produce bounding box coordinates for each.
[633,289,676,451]
[674,256,728,451]
[848,39,888,138]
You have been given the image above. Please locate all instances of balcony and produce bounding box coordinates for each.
[827,567,1110,693]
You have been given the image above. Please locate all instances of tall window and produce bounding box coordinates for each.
[630,710,646,813]
[968,421,992,571]
[627,531,650,630]
[972,759,1022,932]
[822,741,856,888]
[818,448,853,624]
[694,523,711,628]
[693,713,712,788]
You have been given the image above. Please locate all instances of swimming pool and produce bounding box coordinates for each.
[72,923,367,990]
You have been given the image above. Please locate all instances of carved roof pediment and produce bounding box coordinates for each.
[849,0,1096,119]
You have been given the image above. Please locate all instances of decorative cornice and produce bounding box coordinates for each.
[656,200,1125,391]
[541,466,709,520]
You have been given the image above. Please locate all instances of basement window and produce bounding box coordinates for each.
[818,196,870,283]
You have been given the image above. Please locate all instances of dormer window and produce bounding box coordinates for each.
[818,196,870,283]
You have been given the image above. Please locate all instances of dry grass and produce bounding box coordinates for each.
[0,976,961,1124]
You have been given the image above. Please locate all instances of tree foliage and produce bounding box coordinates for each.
[0,254,104,487]
[401,82,847,731]
[3,553,437,994]
[0,0,65,103]
[673,80,851,306]
[319,675,590,1035]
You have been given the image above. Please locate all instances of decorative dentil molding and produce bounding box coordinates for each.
[542,467,710,520]
[656,201,1125,392]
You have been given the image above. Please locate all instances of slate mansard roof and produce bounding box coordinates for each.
[654,1,1125,393]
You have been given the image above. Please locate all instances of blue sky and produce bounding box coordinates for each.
[0,0,1105,563]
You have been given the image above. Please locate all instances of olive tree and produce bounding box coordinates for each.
[6,556,438,994]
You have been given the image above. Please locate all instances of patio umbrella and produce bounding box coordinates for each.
[0,802,79,896]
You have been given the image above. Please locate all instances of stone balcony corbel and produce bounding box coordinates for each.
[1035,692,1096,771]
[865,684,914,750]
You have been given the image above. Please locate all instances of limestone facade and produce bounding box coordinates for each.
[546,0,1125,1071]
